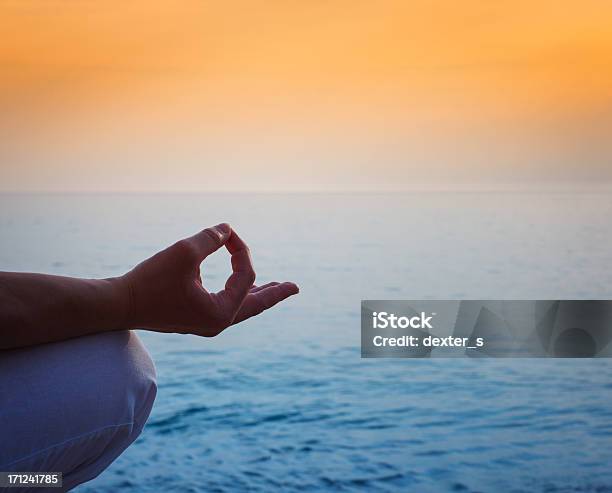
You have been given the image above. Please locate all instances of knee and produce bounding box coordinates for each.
[60,331,158,489]
[0,331,157,490]
[90,330,158,430]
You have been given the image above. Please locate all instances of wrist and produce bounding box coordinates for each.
[104,275,133,330]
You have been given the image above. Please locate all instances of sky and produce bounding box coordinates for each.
[1,0,611,192]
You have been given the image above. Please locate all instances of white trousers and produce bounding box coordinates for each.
[0,331,157,492]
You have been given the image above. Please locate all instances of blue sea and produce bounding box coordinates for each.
[1,192,612,492]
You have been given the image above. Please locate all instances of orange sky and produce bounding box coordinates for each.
[1,0,611,191]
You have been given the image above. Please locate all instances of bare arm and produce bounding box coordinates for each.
[0,223,299,350]
[0,273,129,349]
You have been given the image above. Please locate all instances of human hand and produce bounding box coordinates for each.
[120,223,299,336]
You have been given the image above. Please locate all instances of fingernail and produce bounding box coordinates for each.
[216,223,231,235]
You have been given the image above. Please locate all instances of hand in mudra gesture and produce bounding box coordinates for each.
[122,223,299,336]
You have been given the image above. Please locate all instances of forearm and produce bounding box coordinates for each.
[0,272,130,349]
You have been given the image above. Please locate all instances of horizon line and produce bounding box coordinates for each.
[1,182,611,195]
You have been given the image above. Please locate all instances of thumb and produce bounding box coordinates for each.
[188,223,231,260]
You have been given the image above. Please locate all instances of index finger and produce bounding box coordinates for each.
[218,229,256,311]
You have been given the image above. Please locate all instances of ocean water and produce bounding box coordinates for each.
[1,192,612,492]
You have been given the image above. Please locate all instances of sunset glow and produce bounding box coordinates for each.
[1,0,611,191]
